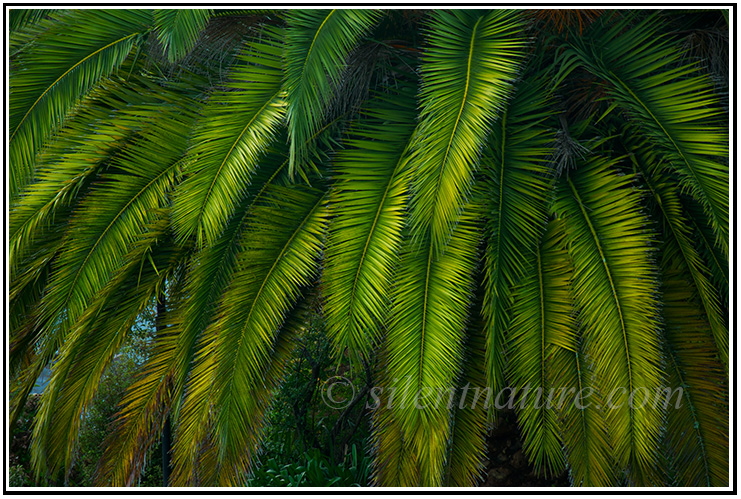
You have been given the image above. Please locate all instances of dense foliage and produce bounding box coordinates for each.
[9,8,728,487]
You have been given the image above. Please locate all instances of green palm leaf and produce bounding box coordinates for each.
[660,261,729,487]
[541,220,616,486]
[284,9,380,177]
[30,218,178,480]
[630,140,728,371]
[564,13,728,256]
[154,9,212,62]
[9,9,153,198]
[172,185,329,485]
[552,156,663,485]
[408,9,526,255]
[507,221,568,477]
[172,27,285,247]
[380,206,480,486]
[479,72,555,398]
[10,93,196,436]
[445,313,488,486]
[323,88,417,366]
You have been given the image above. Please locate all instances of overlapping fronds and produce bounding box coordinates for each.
[9,8,54,32]
[283,9,380,177]
[154,9,213,62]
[323,88,417,366]
[445,312,488,486]
[660,261,729,487]
[8,8,728,489]
[408,9,526,255]
[30,218,179,481]
[564,13,729,256]
[380,206,480,486]
[9,9,153,198]
[172,27,285,247]
[553,156,664,485]
[479,73,556,398]
[172,185,329,485]
[630,140,728,371]
[508,221,569,476]
[543,220,617,487]
[9,87,196,436]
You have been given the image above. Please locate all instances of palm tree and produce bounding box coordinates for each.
[9,8,729,487]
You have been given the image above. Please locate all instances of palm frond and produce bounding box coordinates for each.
[154,9,213,62]
[323,87,417,366]
[542,219,617,487]
[629,139,728,371]
[564,13,728,256]
[660,261,728,487]
[9,93,196,435]
[30,217,177,480]
[9,9,153,198]
[479,72,556,399]
[508,221,569,477]
[408,9,526,255]
[172,27,285,247]
[284,9,380,177]
[552,156,663,485]
[172,185,329,485]
[9,8,54,32]
[380,205,480,486]
[445,310,488,486]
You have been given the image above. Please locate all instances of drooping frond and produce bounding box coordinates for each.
[9,92,196,435]
[479,72,556,398]
[660,262,729,487]
[172,185,329,486]
[379,206,480,486]
[30,218,179,481]
[552,156,663,485]
[408,9,526,255]
[507,221,569,477]
[541,219,617,487]
[154,9,213,62]
[9,9,153,198]
[323,88,417,366]
[10,74,186,267]
[445,311,488,486]
[283,9,380,177]
[172,27,285,247]
[629,140,728,371]
[564,13,729,256]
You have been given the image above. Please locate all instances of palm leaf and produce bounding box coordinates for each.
[564,13,729,256]
[9,8,54,32]
[172,185,329,485]
[284,9,380,177]
[479,72,556,399]
[660,260,729,487]
[541,219,617,486]
[9,9,153,198]
[172,27,285,247]
[9,92,196,435]
[552,156,663,485]
[323,87,417,366]
[154,9,213,62]
[629,140,728,371]
[379,205,480,486]
[445,309,488,486]
[408,9,526,255]
[507,221,568,477]
[30,217,177,480]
